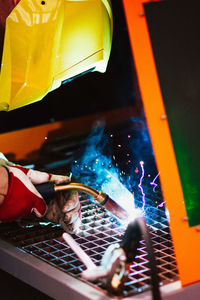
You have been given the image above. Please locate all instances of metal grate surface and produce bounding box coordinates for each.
[0,193,179,297]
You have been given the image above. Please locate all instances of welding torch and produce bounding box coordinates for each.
[35,182,128,221]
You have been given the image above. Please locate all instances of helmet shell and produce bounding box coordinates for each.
[0,0,113,111]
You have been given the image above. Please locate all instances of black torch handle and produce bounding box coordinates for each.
[120,218,161,300]
[120,218,142,263]
[35,182,56,204]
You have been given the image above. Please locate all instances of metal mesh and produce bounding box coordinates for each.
[0,193,179,297]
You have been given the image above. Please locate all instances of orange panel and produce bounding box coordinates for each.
[122,0,200,286]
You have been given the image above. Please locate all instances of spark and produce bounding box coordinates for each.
[138,161,145,210]
[150,172,160,192]
[157,201,165,208]
[135,167,139,173]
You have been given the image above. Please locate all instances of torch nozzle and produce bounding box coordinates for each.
[100,194,129,220]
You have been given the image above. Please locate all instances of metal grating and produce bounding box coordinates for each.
[0,192,179,297]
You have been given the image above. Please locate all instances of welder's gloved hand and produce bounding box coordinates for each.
[0,165,71,222]
[44,190,81,234]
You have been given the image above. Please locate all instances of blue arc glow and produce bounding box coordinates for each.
[71,124,162,224]
[103,169,135,211]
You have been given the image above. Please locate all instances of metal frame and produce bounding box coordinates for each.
[1,238,200,300]
[0,238,110,300]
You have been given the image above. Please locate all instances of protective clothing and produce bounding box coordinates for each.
[44,189,81,233]
[0,165,47,222]
[0,164,81,233]
[0,0,113,111]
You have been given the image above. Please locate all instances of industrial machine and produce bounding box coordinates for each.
[0,0,200,299]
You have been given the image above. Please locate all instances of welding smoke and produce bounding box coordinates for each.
[71,118,160,217]
[71,122,135,213]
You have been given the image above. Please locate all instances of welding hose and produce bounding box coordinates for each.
[120,217,161,300]
[138,218,161,300]
[35,182,128,220]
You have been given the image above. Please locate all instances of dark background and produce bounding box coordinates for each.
[0,269,53,300]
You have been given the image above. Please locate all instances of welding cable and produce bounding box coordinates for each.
[120,217,161,300]
[138,218,161,300]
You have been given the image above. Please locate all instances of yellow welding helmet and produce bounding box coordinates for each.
[0,0,113,111]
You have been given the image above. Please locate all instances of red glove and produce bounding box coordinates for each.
[0,166,47,222]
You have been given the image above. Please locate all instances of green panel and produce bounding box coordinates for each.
[144,1,200,226]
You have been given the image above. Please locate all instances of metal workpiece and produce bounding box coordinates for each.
[62,232,127,290]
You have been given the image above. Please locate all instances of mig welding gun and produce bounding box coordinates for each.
[35,181,128,221]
